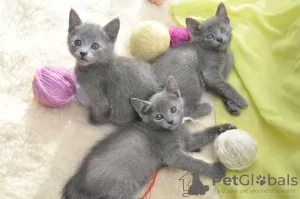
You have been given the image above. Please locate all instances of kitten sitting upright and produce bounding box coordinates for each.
[68,9,158,125]
[62,76,236,199]
[153,3,248,116]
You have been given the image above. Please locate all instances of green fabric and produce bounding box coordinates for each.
[171,0,300,199]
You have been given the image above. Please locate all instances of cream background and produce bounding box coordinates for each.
[0,0,219,198]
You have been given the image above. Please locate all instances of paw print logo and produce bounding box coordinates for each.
[256,175,266,185]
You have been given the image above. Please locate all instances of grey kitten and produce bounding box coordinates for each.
[68,9,158,125]
[62,76,236,199]
[153,3,248,116]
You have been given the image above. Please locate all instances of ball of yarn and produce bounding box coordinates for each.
[32,66,76,108]
[169,26,191,47]
[76,85,90,107]
[214,129,257,171]
[130,21,170,62]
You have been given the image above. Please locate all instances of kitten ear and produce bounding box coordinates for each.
[216,2,230,23]
[131,98,152,117]
[104,18,120,43]
[165,76,181,98]
[69,9,82,32]
[186,18,202,36]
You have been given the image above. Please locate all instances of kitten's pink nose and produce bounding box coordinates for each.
[80,52,87,57]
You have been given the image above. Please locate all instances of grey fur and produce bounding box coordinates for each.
[62,76,236,199]
[68,9,158,125]
[153,3,248,116]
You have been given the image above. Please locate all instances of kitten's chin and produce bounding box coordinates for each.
[167,124,180,131]
[216,43,229,51]
[76,59,89,67]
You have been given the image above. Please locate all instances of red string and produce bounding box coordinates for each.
[139,169,160,199]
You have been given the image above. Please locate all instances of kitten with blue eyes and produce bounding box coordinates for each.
[68,9,159,125]
[153,2,248,116]
[62,76,236,199]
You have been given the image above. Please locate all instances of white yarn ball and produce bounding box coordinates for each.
[214,129,257,171]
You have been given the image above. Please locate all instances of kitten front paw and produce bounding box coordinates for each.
[191,148,201,152]
[217,123,236,134]
[236,97,248,109]
[88,113,99,125]
[210,162,227,179]
[88,112,108,125]
[223,99,241,115]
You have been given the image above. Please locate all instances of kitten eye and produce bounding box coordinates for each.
[170,106,177,113]
[74,40,81,46]
[220,28,226,33]
[155,114,164,120]
[91,43,100,50]
[206,34,214,39]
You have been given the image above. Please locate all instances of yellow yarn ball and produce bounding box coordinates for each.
[130,21,170,62]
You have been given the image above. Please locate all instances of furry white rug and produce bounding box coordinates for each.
[0,0,219,198]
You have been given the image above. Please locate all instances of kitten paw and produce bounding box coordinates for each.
[217,123,237,134]
[236,97,248,109]
[191,103,212,118]
[88,113,99,125]
[191,148,201,152]
[210,162,227,179]
[223,99,241,115]
[88,113,107,125]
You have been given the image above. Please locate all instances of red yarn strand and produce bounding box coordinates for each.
[139,169,160,199]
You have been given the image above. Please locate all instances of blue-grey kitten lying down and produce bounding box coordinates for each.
[153,2,248,116]
[62,76,236,199]
[68,9,158,125]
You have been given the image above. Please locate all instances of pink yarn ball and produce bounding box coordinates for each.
[32,66,76,108]
[169,26,191,47]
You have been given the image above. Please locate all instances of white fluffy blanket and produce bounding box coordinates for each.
[0,0,219,198]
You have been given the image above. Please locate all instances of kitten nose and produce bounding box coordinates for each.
[167,119,174,124]
[216,37,223,42]
[80,52,87,57]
